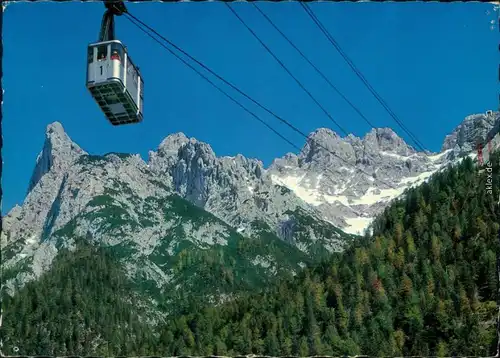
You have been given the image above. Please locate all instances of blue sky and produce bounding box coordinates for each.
[3,1,498,212]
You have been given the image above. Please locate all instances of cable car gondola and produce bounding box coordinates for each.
[86,1,144,126]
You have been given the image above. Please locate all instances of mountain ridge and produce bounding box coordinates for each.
[2,110,499,300]
[5,110,500,243]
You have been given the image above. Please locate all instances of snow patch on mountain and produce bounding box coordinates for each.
[2,110,499,295]
[269,111,500,235]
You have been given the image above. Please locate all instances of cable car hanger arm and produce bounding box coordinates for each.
[98,0,128,42]
[104,0,127,16]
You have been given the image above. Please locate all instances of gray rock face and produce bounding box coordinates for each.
[441,111,499,153]
[269,111,500,235]
[28,122,86,193]
[148,135,311,232]
[1,122,330,295]
[3,123,86,260]
[2,110,499,294]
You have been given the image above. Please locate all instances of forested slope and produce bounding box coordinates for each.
[1,152,499,356]
[156,153,500,356]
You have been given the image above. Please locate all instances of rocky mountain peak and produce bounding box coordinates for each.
[363,127,415,156]
[45,122,86,158]
[302,128,342,150]
[177,139,217,164]
[441,111,500,154]
[299,128,355,165]
[297,126,416,169]
[308,127,340,141]
[27,122,86,193]
[157,132,189,156]
[148,133,212,175]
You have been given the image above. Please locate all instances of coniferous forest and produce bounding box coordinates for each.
[1,152,499,356]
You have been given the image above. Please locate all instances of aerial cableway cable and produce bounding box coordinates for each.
[225,2,351,138]
[123,11,310,140]
[122,14,305,152]
[229,3,381,166]
[300,2,428,153]
[124,16,298,151]
[123,11,399,191]
[251,2,378,131]
[124,10,398,191]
